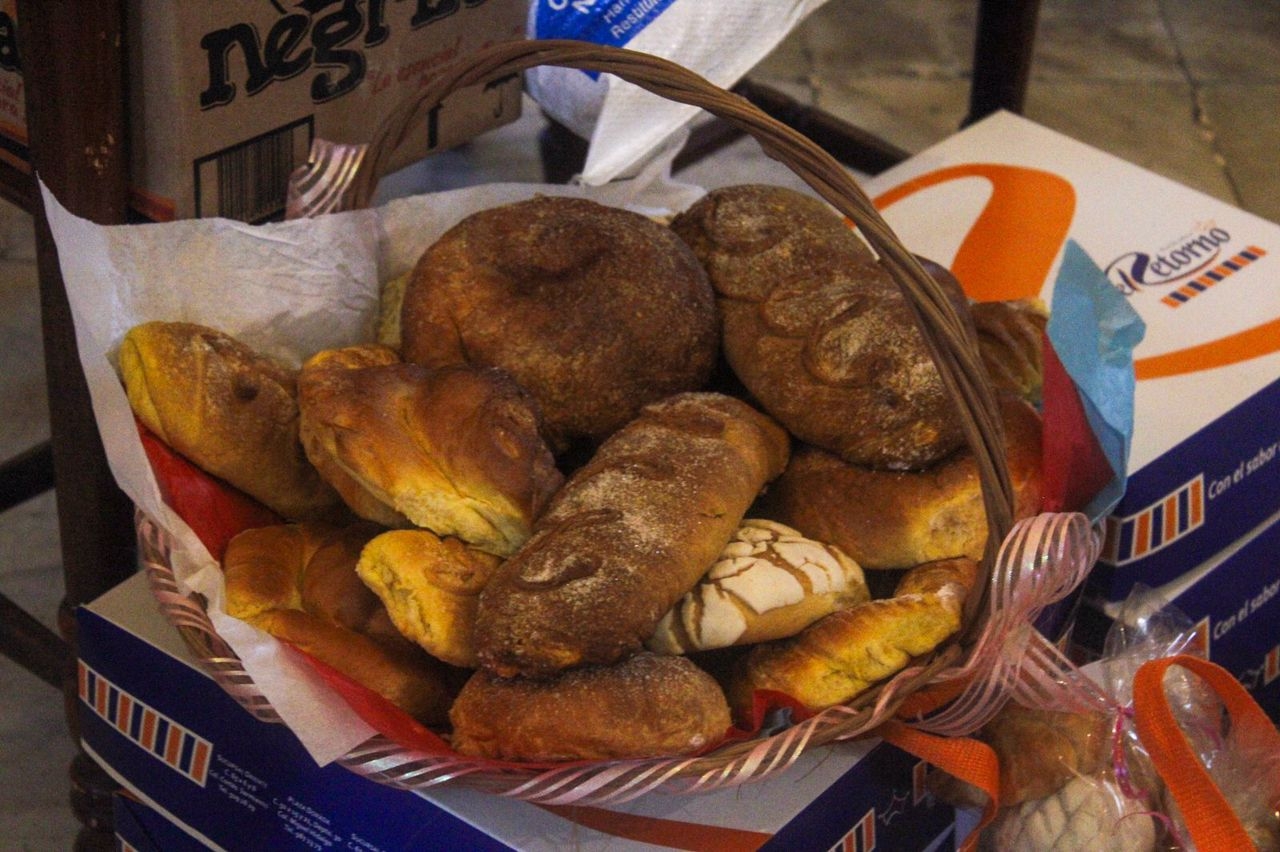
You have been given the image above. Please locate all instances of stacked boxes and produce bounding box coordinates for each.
[863,111,1280,712]
[79,574,958,851]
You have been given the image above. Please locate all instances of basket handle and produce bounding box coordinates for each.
[346,38,1016,623]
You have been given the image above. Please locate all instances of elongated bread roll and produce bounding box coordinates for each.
[647,519,868,654]
[474,392,790,679]
[762,393,1042,570]
[729,557,978,714]
[119,321,341,521]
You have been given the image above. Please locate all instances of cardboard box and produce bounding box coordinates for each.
[0,0,25,176]
[1073,510,1280,723]
[863,112,1280,605]
[124,0,526,223]
[78,573,959,851]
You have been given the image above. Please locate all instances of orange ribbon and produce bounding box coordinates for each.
[1132,654,1280,850]
[878,720,1000,851]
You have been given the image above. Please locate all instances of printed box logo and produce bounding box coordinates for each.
[79,661,213,786]
[199,0,494,108]
[1102,475,1205,565]
[829,808,876,852]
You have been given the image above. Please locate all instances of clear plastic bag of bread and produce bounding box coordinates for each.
[936,586,1280,851]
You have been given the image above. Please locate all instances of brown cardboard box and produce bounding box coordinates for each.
[0,0,25,177]
[125,0,525,222]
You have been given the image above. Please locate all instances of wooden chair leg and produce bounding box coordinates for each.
[18,2,138,847]
[0,441,54,512]
[965,0,1043,126]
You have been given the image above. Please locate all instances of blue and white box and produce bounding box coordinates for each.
[78,573,958,851]
[865,112,1280,604]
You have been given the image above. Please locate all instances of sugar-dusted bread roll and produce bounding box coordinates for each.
[297,344,563,557]
[222,521,462,725]
[729,557,978,715]
[399,195,719,452]
[449,652,731,761]
[475,392,790,679]
[647,519,869,654]
[118,321,341,521]
[670,184,976,471]
[762,393,1043,570]
[972,297,1049,405]
[356,528,502,668]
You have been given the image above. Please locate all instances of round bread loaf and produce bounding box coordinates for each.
[449,652,731,761]
[760,393,1043,570]
[399,195,720,452]
[670,184,975,470]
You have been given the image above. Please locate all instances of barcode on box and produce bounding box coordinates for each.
[193,116,313,222]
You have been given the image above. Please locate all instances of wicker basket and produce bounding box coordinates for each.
[140,38,1101,805]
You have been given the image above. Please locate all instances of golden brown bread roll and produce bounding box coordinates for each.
[297,344,406,528]
[222,522,461,725]
[729,557,978,715]
[118,321,342,521]
[297,345,563,557]
[972,298,1049,405]
[356,529,502,668]
[646,519,869,654]
[670,184,976,471]
[449,652,731,761]
[761,393,1043,570]
[980,703,1110,807]
[474,392,790,679]
[399,195,720,452]
[375,270,411,349]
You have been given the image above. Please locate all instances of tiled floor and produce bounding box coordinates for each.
[2,1,1277,848]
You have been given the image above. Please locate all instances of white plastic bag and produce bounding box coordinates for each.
[526,0,830,184]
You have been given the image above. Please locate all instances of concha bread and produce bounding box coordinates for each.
[474,392,790,679]
[449,652,731,761]
[762,393,1043,570]
[118,321,341,521]
[356,528,502,668]
[647,519,869,654]
[728,557,979,715]
[988,775,1158,852]
[400,194,720,452]
[297,345,563,557]
[222,521,460,725]
[669,183,975,470]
